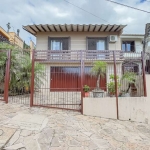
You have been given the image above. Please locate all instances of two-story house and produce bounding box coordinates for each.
[23,24,128,92]
[121,34,144,74]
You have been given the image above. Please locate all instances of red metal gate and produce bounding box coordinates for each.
[30,50,83,112]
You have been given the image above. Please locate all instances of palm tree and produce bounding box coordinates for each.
[91,61,107,90]
[0,42,45,95]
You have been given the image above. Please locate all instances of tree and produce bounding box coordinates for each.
[0,42,45,95]
[91,61,107,90]
[23,41,30,49]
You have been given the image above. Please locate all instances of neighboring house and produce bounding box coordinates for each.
[9,32,23,49]
[120,34,144,74]
[0,26,9,42]
[0,26,24,48]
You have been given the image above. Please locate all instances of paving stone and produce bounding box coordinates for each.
[92,139,111,149]
[51,137,60,147]
[0,126,16,149]
[7,113,48,131]
[24,135,40,150]
[0,102,150,149]
[68,147,85,150]
[69,139,81,147]
[39,143,49,150]
[82,132,93,137]
[3,143,24,149]
[38,132,50,144]
[14,136,24,145]
[6,130,21,146]
[20,130,32,137]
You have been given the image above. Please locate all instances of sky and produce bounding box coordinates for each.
[0,0,150,45]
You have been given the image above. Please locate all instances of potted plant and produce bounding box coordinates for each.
[107,74,121,97]
[121,71,137,97]
[91,61,107,97]
[83,85,90,97]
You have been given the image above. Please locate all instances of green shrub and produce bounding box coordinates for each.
[83,85,90,92]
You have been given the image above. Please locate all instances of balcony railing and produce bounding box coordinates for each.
[33,50,142,62]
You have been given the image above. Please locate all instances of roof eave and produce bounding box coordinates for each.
[23,24,127,36]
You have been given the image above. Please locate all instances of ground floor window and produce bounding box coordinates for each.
[122,62,139,74]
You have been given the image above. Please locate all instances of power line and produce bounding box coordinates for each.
[105,0,150,13]
[63,0,109,23]
[63,0,147,34]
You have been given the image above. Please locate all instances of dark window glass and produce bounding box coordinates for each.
[48,38,69,50]
[88,38,106,50]
[122,41,135,52]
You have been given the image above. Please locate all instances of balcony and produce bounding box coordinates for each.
[33,50,142,62]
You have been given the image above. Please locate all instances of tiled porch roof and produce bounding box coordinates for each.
[23,24,127,36]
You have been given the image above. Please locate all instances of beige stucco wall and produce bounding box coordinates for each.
[36,31,121,50]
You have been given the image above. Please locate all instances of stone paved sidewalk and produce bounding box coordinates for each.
[0,101,150,150]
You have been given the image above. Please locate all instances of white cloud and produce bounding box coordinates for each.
[0,0,150,45]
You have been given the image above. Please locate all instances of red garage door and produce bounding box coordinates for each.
[50,67,106,91]
[50,67,80,91]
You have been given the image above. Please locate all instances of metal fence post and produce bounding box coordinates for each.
[141,52,147,97]
[4,49,11,103]
[30,50,35,107]
[80,50,84,114]
[113,51,119,119]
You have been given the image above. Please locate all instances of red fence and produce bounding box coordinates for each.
[0,49,147,116]
[0,50,11,102]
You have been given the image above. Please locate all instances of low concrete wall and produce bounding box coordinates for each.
[83,75,150,124]
[146,75,150,97]
[83,97,150,124]
[83,97,117,119]
[118,97,150,124]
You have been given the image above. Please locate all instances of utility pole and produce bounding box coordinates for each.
[143,23,150,53]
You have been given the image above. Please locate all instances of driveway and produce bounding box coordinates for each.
[0,101,150,150]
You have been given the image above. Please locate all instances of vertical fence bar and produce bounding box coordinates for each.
[80,50,84,114]
[141,52,147,97]
[113,51,119,119]
[4,50,11,103]
[30,50,35,107]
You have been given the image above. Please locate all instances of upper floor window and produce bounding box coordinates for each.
[87,37,107,50]
[122,41,135,52]
[48,37,69,50]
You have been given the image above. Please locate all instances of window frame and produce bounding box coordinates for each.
[122,41,135,52]
[86,37,108,50]
[48,37,70,50]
